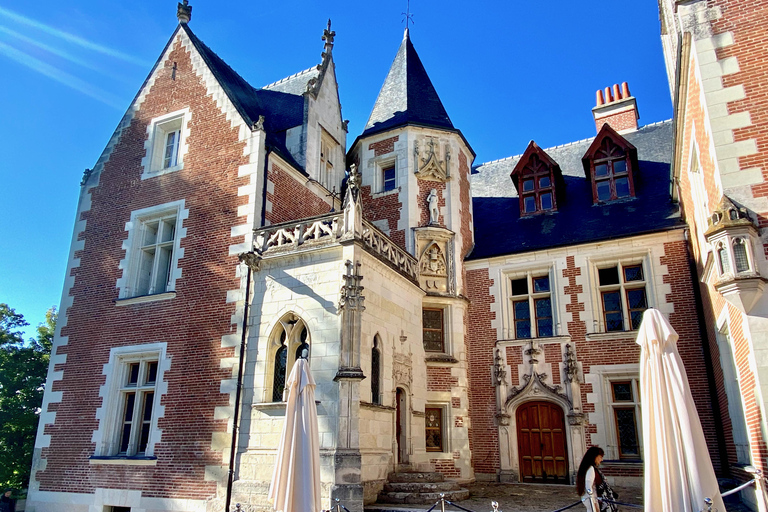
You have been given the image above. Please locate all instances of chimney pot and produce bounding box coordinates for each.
[613,84,621,101]
[596,90,605,106]
[621,82,631,98]
[604,87,613,103]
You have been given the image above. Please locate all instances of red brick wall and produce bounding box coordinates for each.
[426,367,458,392]
[418,180,446,227]
[38,38,247,500]
[431,458,461,478]
[361,185,405,249]
[465,268,499,475]
[369,135,399,157]
[458,151,474,260]
[265,162,330,224]
[594,109,638,133]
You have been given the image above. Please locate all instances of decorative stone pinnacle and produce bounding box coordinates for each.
[177,0,192,24]
[322,19,335,49]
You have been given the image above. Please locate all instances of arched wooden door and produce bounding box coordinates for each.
[516,401,568,483]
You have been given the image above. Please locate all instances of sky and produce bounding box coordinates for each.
[0,0,673,340]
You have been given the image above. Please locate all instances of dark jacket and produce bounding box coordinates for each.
[0,494,16,512]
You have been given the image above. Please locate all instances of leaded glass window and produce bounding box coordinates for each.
[597,263,648,332]
[733,239,750,273]
[425,407,443,452]
[611,380,641,459]
[423,309,444,352]
[510,273,553,339]
[371,337,381,405]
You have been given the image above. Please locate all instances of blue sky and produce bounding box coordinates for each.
[0,1,672,339]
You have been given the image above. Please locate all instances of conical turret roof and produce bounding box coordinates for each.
[362,29,454,137]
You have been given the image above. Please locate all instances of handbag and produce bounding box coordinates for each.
[595,467,619,512]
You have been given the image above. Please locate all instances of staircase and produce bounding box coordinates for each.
[374,466,470,506]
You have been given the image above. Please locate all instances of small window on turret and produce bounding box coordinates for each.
[383,165,396,191]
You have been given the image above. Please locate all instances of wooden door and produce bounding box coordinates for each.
[516,401,568,483]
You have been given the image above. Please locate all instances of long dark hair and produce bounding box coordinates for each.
[576,446,604,495]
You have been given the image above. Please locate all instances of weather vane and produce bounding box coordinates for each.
[402,0,414,29]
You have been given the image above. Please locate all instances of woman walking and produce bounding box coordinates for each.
[576,446,618,511]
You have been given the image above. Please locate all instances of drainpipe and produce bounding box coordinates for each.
[225,261,252,512]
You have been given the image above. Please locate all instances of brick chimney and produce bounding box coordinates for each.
[592,82,639,133]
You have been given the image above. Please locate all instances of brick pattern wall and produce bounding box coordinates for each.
[426,367,458,392]
[266,162,330,224]
[458,151,474,260]
[465,268,500,475]
[369,135,399,157]
[361,185,405,249]
[418,180,446,227]
[431,458,461,479]
[38,39,247,499]
[595,109,638,133]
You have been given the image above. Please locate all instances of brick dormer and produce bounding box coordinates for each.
[510,141,564,216]
[582,123,639,204]
[592,82,639,134]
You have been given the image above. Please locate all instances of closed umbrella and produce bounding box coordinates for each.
[637,308,725,512]
[268,353,322,512]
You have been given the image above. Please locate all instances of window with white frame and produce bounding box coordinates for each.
[597,262,648,332]
[320,129,339,189]
[509,273,554,338]
[143,109,189,176]
[688,144,709,246]
[92,343,168,459]
[422,307,446,352]
[609,379,641,459]
[119,201,186,300]
[716,322,751,464]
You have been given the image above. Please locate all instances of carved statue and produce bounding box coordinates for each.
[427,189,439,225]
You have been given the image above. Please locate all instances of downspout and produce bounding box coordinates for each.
[225,262,252,512]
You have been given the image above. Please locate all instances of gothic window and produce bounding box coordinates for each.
[733,238,750,273]
[519,154,556,215]
[591,138,633,202]
[422,308,444,352]
[425,407,444,452]
[597,262,648,331]
[610,380,641,459]
[371,336,382,405]
[268,315,311,402]
[510,273,553,338]
[718,243,731,275]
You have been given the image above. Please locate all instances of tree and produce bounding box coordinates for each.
[0,304,56,491]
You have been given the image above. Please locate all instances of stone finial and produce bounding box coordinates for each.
[177,0,192,24]
[251,115,265,132]
[322,19,335,51]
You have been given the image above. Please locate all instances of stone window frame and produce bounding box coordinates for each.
[319,126,340,191]
[608,379,642,460]
[141,108,191,179]
[91,342,170,461]
[424,403,450,453]
[370,155,399,196]
[116,200,188,303]
[264,313,311,403]
[499,265,559,341]
[587,364,642,462]
[422,305,450,354]
[588,253,655,333]
[371,334,382,405]
[687,136,710,250]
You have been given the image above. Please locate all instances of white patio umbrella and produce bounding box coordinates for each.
[637,308,725,512]
[268,352,322,512]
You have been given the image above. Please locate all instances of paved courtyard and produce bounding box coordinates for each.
[365,482,751,512]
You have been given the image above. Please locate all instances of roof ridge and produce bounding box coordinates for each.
[474,119,674,170]
[262,66,317,89]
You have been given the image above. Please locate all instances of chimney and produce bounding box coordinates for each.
[592,82,639,133]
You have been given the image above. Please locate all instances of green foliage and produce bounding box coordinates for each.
[0,304,56,491]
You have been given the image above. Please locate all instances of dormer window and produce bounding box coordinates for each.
[582,123,638,204]
[510,141,562,216]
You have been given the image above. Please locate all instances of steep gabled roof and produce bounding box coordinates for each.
[362,29,454,138]
[181,24,307,171]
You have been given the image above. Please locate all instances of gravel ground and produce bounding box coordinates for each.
[366,482,751,512]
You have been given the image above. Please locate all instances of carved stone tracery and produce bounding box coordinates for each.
[414,137,450,182]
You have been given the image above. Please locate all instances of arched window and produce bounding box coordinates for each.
[371,336,382,405]
[733,238,750,273]
[718,243,731,275]
[268,314,311,402]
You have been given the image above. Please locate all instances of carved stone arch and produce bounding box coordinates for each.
[505,372,572,413]
[418,241,448,277]
[264,311,312,402]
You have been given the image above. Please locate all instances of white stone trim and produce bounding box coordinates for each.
[116,200,189,300]
[24,488,207,512]
[91,342,170,458]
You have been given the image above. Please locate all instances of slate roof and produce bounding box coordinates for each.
[181,25,308,172]
[469,120,682,260]
[264,67,320,95]
[362,29,454,138]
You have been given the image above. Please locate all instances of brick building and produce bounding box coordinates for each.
[658,0,768,509]
[26,2,752,511]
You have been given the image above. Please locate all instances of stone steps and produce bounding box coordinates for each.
[375,469,470,505]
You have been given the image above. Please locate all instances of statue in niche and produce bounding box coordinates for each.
[427,189,439,225]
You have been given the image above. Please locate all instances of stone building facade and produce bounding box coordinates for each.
[24,2,752,512]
